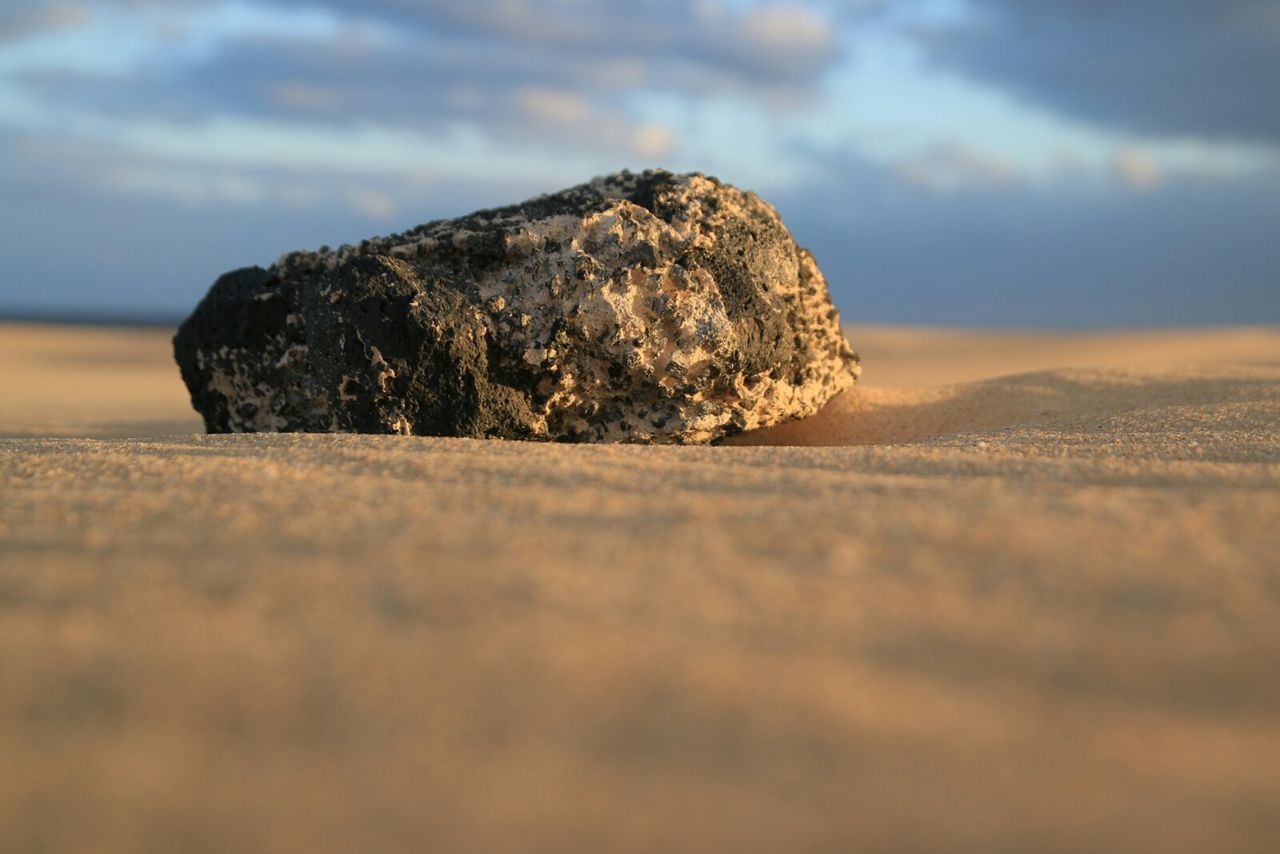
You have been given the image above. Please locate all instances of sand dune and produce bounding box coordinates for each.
[3,320,1277,441]
[730,364,1280,451]
[842,323,1280,387]
[1,320,1278,852]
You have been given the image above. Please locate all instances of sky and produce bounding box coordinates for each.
[0,0,1277,326]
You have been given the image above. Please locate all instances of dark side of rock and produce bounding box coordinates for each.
[174,169,859,444]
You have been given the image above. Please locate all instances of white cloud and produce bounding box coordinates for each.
[633,124,675,159]
[893,142,1021,193]
[737,4,834,52]
[1110,146,1164,192]
[96,162,266,208]
[515,86,590,126]
[348,188,399,221]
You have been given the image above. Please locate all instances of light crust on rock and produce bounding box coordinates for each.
[174,170,859,443]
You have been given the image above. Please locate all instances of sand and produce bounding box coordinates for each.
[2,320,1279,852]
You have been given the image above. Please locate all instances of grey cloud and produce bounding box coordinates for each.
[8,33,676,156]
[294,0,842,88]
[922,0,1280,143]
[1,0,842,159]
[3,0,841,93]
[3,123,1279,327]
[773,146,1280,326]
[0,2,90,42]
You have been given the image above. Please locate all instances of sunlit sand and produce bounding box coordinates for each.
[2,320,1278,852]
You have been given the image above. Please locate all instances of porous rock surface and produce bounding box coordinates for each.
[174,170,859,443]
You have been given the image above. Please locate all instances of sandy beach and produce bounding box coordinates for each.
[2,320,1279,852]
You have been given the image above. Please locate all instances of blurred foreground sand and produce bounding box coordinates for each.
[2,321,1279,852]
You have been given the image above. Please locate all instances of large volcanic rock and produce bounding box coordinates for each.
[174,170,859,444]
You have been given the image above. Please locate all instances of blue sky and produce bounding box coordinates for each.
[1,0,1277,326]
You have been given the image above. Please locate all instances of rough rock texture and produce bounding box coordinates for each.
[174,170,859,443]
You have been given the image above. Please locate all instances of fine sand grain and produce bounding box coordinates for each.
[1,320,1278,853]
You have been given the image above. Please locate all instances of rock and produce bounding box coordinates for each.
[173,170,859,443]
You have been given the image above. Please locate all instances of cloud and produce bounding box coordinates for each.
[0,0,839,168]
[515,86,590,126]
[9,125,1277,328]
[318,0,843,89]
[892,143,1021,193]
[1110,147,1164,193]
[2,0,840,95]
[3,0,1276,329]
[773,146,1280,326]
[0,3,90,43]
[267,81,345,112]
[921,0,1280,144]
[347,188,398,221]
